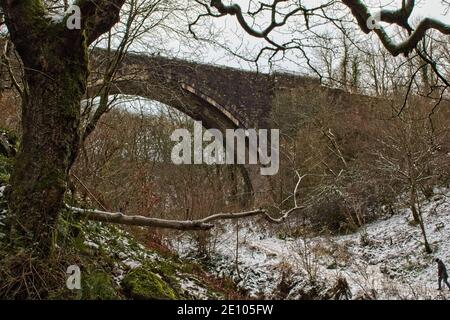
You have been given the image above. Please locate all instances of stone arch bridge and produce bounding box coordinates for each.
[88,50,378,203]
[90,50,321,131]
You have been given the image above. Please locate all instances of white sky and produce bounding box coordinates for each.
[168,0,450,73]
[379,0,450,22]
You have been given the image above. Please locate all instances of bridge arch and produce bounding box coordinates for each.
[88,50,325,204]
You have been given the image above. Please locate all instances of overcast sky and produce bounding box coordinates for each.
[155,0,446,75]
[121,0,450,113]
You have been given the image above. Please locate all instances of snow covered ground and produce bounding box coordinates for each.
[172,187,450,300]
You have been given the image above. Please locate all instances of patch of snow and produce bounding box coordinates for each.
[84,240,99,250]
[112,262,127,285]
[46,14,65,24]
[118,252,128,260]
[178,277,211,300]
[122,258,142,270]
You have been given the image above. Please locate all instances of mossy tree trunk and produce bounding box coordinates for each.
[9,36,88,254]
[1,0,125,255]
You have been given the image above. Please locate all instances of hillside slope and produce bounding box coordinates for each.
[174,189,450,300]
[2,130,449,300]
[0,137,238,300]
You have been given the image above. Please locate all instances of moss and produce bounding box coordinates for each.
[81,271,121,300]
[122,266,177,300]
[0,128,17,184]
[47,270,121,300]
[35,169,66,192]
[179,262,203,275]
[56,208,84,245]
[149,259,178,276]
[14,0,46,27]
[0,155,13,184]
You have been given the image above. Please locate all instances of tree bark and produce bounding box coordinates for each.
[1,0,125,256]
[8,32,88,255]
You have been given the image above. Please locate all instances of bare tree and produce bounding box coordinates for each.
[371,101,450,253]
[193,0,450,83]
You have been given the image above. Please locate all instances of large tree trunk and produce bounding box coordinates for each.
[0,0,125,257]
[8,35,88,255]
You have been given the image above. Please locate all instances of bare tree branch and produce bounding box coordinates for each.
[66,171,307,230]
[201,0,450,61]
[1,39,23,97]
[342,0,450,56]
[67,204,307,230]
[76,0,127,45]
[67,204,262,230]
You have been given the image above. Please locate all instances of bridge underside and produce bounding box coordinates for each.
[106,79,240,132]
[90,78,270,204]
